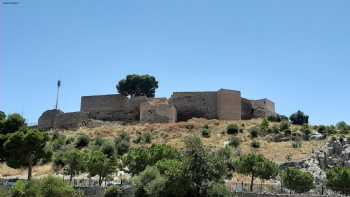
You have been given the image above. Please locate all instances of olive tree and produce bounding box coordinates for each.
[87,150,116,186]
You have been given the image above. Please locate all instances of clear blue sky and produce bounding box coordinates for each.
[1,0,349,125]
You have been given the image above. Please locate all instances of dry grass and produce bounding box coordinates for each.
[0,118,327,178]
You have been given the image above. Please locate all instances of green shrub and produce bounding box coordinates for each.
[251,140,260,148]
[282,168,314,193]
[101,141,115,158]
[292,140,302,148]
[336,121,349,134]
[301,125,312,140]
[228,136,240,147]
[226,124,239,135]
[280,120,290,131]
[65,137,74,145]
[142,132,152,144]
[290,111,309,125]
[207,182,231,197]
[250,127,259,138]
[75,134,90,148]
[1,113,26,134]
[326,167,350,195]
[39,176,77,197]
[260,118,269,131]
[115,132,130,155]
[104,186,123,197]
[202,128,210,138]
[94,137,105,146]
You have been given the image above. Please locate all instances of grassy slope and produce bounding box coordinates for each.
[0,118,327,178]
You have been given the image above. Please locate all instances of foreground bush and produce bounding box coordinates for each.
[10,176,79,197]
[282,167,314,193]
[327,167,350,195]
[207,182,231,197]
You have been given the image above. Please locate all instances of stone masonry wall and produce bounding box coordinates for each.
[54,112,89,130]
[217,89,241,120]
[170,91,218,121]
[140,99,177,123]
[81,94,149,121]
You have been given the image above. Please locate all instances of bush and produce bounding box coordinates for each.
[115,132,130,155]
[228,136,240,147]
[11,176,78,197]
[336,121,350,134]
[251,140,260,148]
[207,182,231,197]
[202,128,210,138]
[102,141,115,158]
[301,125,312,140]
[282,167,314,193]
[94,137,105,146]
[267,114,288,122]
[292,140,302,148]
[290,111,309,125]
[250,127,259,138]
[226,124,239,135]
[39,176,77,197]
[75,134,90,148]
[142,132,152,144]
[260,118,269,131]
[326,167,350,194]
[280,120,290,131]
[104,186,123,197]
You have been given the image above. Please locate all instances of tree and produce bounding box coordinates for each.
[117,74,159,98]
[183,135,227,197]
[336,121,349,133]
[0,111,6,122]
[87,150,116,186]
[38,176,77,197]
[133,166,167,197]
[282,167,314,193]
[236,153,279,191]
[289,111,309,125]
[3,128,50,180]
[155,159,188,197]
[1,113,26,134]
[326,167,350,194]
[62,149,86,182]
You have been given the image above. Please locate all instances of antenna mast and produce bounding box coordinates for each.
[55,80,61,109]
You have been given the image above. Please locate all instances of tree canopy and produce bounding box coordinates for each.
[289,111,309,125]
[3,128,50,180]
[282,167,314,193]
[236,153,279,191]
[116,74,159,97]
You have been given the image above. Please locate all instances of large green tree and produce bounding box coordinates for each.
[62,149,86,182]
[183,135,227,197]
[289,111,309,125]
[116,74,159,97]
[0,113,26,134]
[3,128,50,180]
[87,150,116,186]
[282,167,314,193]
[236,153,279,191]
[326,167,350,194]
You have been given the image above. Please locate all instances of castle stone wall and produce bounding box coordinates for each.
[38,109,64,130]
[170,91,218,121]
[54,112,89,130]
[241,98,253,120]
[81,94,149,121]
[140,99,177,123]
[250,99,276,118]
[217,89,241,120]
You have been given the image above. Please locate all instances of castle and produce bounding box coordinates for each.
[38,89,276,130]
